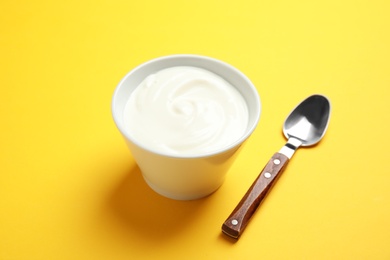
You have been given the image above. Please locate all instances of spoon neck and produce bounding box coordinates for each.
[279,137,303,159]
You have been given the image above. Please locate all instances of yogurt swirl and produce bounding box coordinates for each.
[123,66,249,156]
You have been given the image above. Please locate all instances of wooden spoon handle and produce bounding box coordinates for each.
[222,153,289,239]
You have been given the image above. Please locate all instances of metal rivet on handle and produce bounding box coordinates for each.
[231,219,238,226]
[273,159,281,165]
[264,172,271,178]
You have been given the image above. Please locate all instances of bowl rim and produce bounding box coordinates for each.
[111,54,261,159]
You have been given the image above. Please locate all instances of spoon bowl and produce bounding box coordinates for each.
[283,95,331,146]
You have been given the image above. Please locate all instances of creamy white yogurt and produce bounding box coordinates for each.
[123,66,249,156]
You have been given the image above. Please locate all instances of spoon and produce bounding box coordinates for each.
[222,94,331,239]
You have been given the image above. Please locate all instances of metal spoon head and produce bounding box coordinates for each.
[283,94,331,147]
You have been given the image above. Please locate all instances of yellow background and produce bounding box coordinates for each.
[1,0,389,259]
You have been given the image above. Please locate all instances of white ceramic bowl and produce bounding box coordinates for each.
[112,54,261,200]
